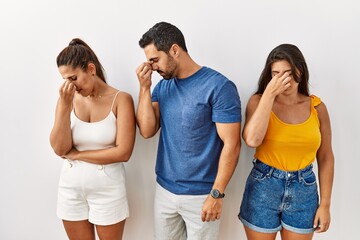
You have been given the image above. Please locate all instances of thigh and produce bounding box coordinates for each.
[280,228,314,240]
[96,220,126,240]
[154,184,186,240]
[87,164,129,226]
[180,194,220,240]
[244,226,277,240]
[281,172,318,233]
[239,167,284,233]
[63,220,95,240]
[57,161,89,221]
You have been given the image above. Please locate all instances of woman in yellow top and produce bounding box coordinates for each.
[239,44,334,240]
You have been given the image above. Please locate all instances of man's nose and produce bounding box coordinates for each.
[151,63,158,70]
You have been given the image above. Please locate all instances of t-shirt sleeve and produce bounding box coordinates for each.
[151,82,160,102]
[212,81,242,123]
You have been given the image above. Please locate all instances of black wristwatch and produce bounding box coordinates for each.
[210,189,225,199]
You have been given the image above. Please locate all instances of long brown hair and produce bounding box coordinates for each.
[256,44,309,96]
[56,38,106,83]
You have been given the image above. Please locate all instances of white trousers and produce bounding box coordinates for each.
[154,183,220,240]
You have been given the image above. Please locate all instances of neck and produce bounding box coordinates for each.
[276,93,304,105]
[176,55,201,79]
[89,78,107,99]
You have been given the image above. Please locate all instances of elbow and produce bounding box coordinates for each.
[137,121,158,139]
[122,152,132,162]
[120,149,135,162]
[245,140,261,148]
[50,135,71,157]
[139,129,156,139]
[141,133,154,139]
[52,147,69,157]
[243,135,262,148]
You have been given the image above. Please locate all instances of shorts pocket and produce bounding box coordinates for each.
[249,167,267,181]
[103,163,125,182]
[301,171,317,186]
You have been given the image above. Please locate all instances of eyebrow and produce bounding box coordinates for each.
[64,75,76,80]
[148,57,158,62]
[272,69,292,74]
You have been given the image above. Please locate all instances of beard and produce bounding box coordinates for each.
[158,54,177,80]
[158,70,174,80]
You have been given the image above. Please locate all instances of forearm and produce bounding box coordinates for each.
[74,145,134,165]
[50,103,73,156]
[243,93,274,147]
[212,141,241,193]
[136,88,158,138]
[317,154,334,207]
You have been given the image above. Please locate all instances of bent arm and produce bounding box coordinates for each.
[243,72,291,147]
[135,62,160,138]
[242,94,273,147]
[65,93,136,164]
[136,88,160,138]
[50,98,73,156]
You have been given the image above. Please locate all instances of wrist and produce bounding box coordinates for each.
[140,86,151,94]
[210,189,225,199]
[319,199,331,208]
[262,90,277,101]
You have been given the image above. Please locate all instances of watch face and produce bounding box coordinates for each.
[211,189,220,198]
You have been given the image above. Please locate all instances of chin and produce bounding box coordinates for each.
[77,91,87,97]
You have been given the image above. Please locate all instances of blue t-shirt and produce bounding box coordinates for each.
[152,67,241,195]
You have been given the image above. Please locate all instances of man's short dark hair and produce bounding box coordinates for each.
[139,22,188,53]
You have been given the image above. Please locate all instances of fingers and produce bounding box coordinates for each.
[201,211,221,222]
[59,80,76,103]
[136,62,153,89]
[314,222,330,233]
[313,216,330,233]
[60,80,76,94]
[266,71,292,96]
[136,62,153,79]
[136,62,152,74]
[276,71,291,85]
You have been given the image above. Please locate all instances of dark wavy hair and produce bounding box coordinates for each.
[139,22,188,53]
[56,38,106,83]
[256,44,309,96]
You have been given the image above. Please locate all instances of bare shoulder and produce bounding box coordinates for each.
[113,91,133,103]
[114,91,134,110]
[315,100,328,113]
[315,101,330,122]
[246,94,261,108]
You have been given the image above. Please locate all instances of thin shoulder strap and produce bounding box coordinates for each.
[110,91,120,110]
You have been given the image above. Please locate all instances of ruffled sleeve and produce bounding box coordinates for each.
[310,95,321,107]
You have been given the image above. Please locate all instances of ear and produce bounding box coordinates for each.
[87,62,96,76]
[170,44,180,58]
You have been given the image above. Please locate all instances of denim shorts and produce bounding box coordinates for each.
[239,159,319,234]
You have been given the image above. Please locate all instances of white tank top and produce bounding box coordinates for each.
[71,92,119,151]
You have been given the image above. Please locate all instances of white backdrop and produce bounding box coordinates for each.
[0,0,359,239]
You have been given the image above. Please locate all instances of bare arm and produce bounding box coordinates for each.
[50,80,75,156]
[64,93,136,164]
[313,102,334,233]
[136,62,160,138]
[201,122,241,222]
[243,72,291,147]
